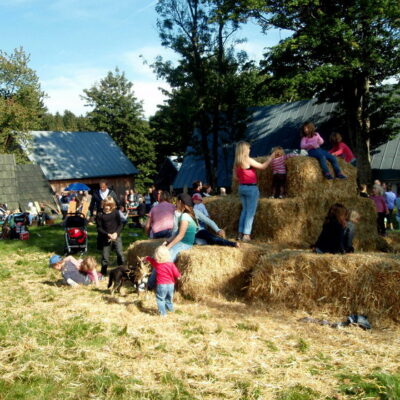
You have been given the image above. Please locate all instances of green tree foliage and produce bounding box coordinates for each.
[0,47,45,162]
[39,110,93,132]
[154,0,262,186]
[238,0,400,183]
[82,69,156,190]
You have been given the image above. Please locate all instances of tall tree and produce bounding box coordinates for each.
[0,47,45,161]
[237,0,400,183]
[154,0,260,186]
[82,69,156,190]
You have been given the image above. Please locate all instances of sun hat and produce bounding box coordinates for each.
[191,193,202,201]
[177,193,193,207]
[49,254,63,266]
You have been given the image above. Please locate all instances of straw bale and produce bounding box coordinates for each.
[383,232,400,253]
[127,239,272,300]
[232,156,357,199]
[205,195,380,250]
[126,239,165,265]
[247,250,400,322]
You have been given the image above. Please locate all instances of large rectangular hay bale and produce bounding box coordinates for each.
[232,156,357,198]
[247,251,400,322]
[127,239,270,300]
[204,195,379,250]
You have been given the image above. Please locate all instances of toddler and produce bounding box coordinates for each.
[300,122,346,180]
[145,245,181,316]
[268,147,296,198]
[49,255,102,286]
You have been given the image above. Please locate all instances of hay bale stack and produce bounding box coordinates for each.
[232,156,357,198]
[127,239,272,300]
[247,251,400,321]
[126,239,165,265]
[205,195,379,250]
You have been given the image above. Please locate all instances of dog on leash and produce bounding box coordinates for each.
[108,257,151,295]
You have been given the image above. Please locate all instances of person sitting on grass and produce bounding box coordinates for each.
[49,255,102,286]
[145,244,181,316]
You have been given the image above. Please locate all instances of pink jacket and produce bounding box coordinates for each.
[300,133,324,150]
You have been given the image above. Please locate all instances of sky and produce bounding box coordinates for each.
[0,0,289,118]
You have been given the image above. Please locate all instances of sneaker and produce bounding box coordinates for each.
[336,173,347,179]
[324,173,333,180]
[278,195,283,199]
[242,234,251,242]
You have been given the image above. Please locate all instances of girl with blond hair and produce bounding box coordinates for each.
[233,141,272,242]
[145,244,181,316]
[96,196,124,276]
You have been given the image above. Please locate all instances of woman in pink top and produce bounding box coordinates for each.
[329,132,356,166]
[233,141,272,242]
[145,191,176,238]
[300,122,346,180]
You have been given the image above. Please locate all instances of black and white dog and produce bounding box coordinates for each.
[108,257,151,295]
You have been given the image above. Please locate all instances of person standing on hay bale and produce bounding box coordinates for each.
[164,193,198,261]
[300,122,347,180]
[328,132,357,166]
[267,146,297,199]
[233,141,272,242]
[145,245,181,316]
[314,203,349,254]
[370,186,389,236]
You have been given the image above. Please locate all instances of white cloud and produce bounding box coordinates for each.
[41,63,169,118]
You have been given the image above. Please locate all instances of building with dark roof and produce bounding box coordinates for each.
[23,131,138,195]
[370,133,400,186]
[0,154,56,211]
[173,99,337,189]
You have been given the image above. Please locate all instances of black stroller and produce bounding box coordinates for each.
[64,213,88,254]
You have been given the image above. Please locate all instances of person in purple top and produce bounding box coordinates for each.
[384,184,397,230]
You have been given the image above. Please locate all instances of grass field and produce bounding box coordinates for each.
[0,223,399,399]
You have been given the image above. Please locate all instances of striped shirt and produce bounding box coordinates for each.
[271,154,295,175]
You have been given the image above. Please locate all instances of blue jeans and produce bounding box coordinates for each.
[169,242,192,262]
[195,229,236,247]
[156,283,175,316]
[152,229,172,239]
[238,185,259,235]
[308,148,341,176]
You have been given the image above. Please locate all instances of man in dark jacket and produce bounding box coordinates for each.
[89,181,119,216]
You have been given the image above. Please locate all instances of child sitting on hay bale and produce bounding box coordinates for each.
[145,245,181,316]
[300,122,347,180]
[314,203,349,254]
[49,254,102,286]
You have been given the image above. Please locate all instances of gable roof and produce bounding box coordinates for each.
[24,131,138,181]
[173,99,337,188]
[0,154,56,211]
[370,133,400,181]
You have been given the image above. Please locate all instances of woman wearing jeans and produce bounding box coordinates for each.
[234,141,272,242]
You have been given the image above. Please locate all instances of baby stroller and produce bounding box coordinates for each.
[1,212,29,239]
[64,212,88,254]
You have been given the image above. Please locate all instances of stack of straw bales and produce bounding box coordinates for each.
[127,239,269,300]
[247,251,400,322]
[206,155,381,250]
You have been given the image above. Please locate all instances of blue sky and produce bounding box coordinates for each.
[0,0,288,118]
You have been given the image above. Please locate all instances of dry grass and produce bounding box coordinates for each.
[1,251,400,399]
[247,251,400,323]
[205,195,380,250]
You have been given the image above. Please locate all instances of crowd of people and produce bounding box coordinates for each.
[46,122,400,316]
